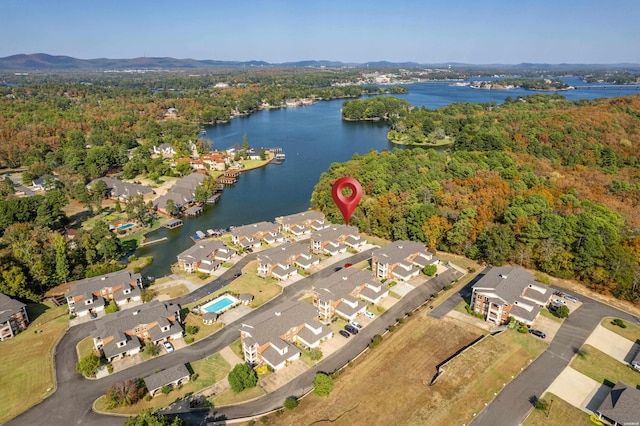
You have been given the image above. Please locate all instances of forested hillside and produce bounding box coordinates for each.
[312,94,640,302]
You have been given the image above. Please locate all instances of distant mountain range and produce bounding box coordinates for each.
[0,53,639,71]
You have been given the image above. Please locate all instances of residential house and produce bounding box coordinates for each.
[275,211,328,236]
[310,224,364,256]
[471,266,553,326]
[240,302,332,371]
[91,301,183,362]
[32,174,57,191]
[86,177,154,201]
[371,240,438,281]
[175,157,207,171]
[176,239,236,274]
[201,151,229,171]
[313,268,387,322]
[596,381,640,426]
[0,293,29,341]
[256,242,319,280]
[65,270,144,317]
[143,364,191,397]
[152,173,206,215]
[246,148,262,161]
[152,143,177,156]
[231,221,282,248]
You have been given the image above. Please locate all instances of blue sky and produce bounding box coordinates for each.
[2,0,639,64]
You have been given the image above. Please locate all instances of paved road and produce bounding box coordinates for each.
[471,287,638,426]
[7,249,376,426]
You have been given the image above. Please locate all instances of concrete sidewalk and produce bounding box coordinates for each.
[545,366,610,413]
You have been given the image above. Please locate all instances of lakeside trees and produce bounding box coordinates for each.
[312,94,640,302]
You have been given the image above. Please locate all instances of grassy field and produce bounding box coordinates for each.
[185,261,282,311]
[229,338,244,360]
[95,353,230,415]
[261,314,547,426]
[183,313,224,343]
[0,302,68,424]
[601,317,640,343]
[154,283,190,299]
[209,385,265,407]
[523,392,592,426]
[571,344,640,387]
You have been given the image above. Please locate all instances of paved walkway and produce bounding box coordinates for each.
[584,324,639,364]
[219,346,243,367]
[392,281,415,297]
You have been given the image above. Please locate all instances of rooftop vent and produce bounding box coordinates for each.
[499,274,508,279]
[275,311,281,316]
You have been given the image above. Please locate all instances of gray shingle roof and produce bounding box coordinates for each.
[143,364,191,394]
[86,177,153,199]
[0,293,26,324]
[472,266,552,307]
[311,224,360,245]
[103,335,141,360]
[232,221,279,239]
[276,211,325,226]
[316,268,378,302]
[260,343,301,368]
[66,270,143,300]
[257,242,309,267]
[177,240,228,263]
[597,381,640,424]
[372,240,433,267]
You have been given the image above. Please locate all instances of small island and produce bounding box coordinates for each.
[341,96,412,121]
[470,78,572,91]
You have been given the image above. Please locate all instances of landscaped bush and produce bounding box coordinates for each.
[313,373,334,397]
[256,365,269,375]
[443,284,454,291]
[422,264,437,276]
[308,348,323,361]
[104,300,119,314]
[143,342,159,357]
[228,363,258,393]
[196,272,209,280]
[387,281,397,287]
[191,373,199,382]
[554,305,570,319]
[611,318,627,328]
[105,379,147,408]
[184,336,194,344]
[185,325,199,335]
[161,385,171,395]
[534,397,549,411]
[369,334,383,348]
[283,396,299,410]
[517,324,529,333]
[76,353,103,377]
[387,325,396,332]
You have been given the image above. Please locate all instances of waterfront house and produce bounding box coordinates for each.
[310,224,364,256]
[91,301,183,362]
[275,211,328,236]
[371,240,438,281]
[144,364,191,397]
[0,293,29,341]
[65,270,143,317]
[152,143,177,156]
[152,173,206,215]
[32,174,57,191]
[471,266,552,326]
[256,242,319,280]
[86,177,154,201]
[313,268,387,322]
[176,239,236,274]
[201,151,229,171]
[240,301,332,371]
[231,221,281,248]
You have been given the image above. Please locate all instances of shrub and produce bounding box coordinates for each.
[517,324,529,334]
[283,396,299,410]
[133,267,142,274]
[161,385,172,395]
[143,342,159,357]
[397,317,405,324]
[107,363,114,374]
[256,365,269,375]
[387,325,396,332]
[105,379,147,408]
[228,363,258,393]
[377,306,386,314]
[128,254,138,263]
[260,416,269,424]
[313,373,334,397]
[369,334,383,348]
[185,325,199,335]
[105,300,119,314]
[611,318,627,328]
[308,348,323,361]
[443,284,453,291]
[196,272,209,280]
[432,291,439,298]
[184,336,194,344]
[191,373,199,382]
[534,397,549,411]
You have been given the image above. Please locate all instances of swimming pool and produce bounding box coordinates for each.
[117,223,135,231]
[201,295,240,314]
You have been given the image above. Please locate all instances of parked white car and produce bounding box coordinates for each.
[364,311,375,319]
[349,321,363,330]
[552,298,567,306]
[163,342,174,353]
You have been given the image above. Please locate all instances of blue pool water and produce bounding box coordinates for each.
[202,296,236,313]
[117,223,135,231]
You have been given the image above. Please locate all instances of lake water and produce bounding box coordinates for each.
[136,80,640,278]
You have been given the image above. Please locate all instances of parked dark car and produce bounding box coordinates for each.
[529,329,546,339]
[339,330,350,338]
[233,272,242,278]
[344,324,358,334]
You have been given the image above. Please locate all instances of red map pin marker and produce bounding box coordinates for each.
[331,177,362,225]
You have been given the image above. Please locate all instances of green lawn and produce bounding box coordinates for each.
[601,317,640,343]
[229,338,244,360]
[183,312,224,343]
[329,318,348,335]
[523,392,592,426]
[0,302,68,424]
[185,261,282,311]
[571,344,640,387]
[154,284,189,299]
[453,300,470,315]
[77,336,96,360]
[95,353,230,415]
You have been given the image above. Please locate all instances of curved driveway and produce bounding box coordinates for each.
[12,249,456,426]
[471,289,638,426]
